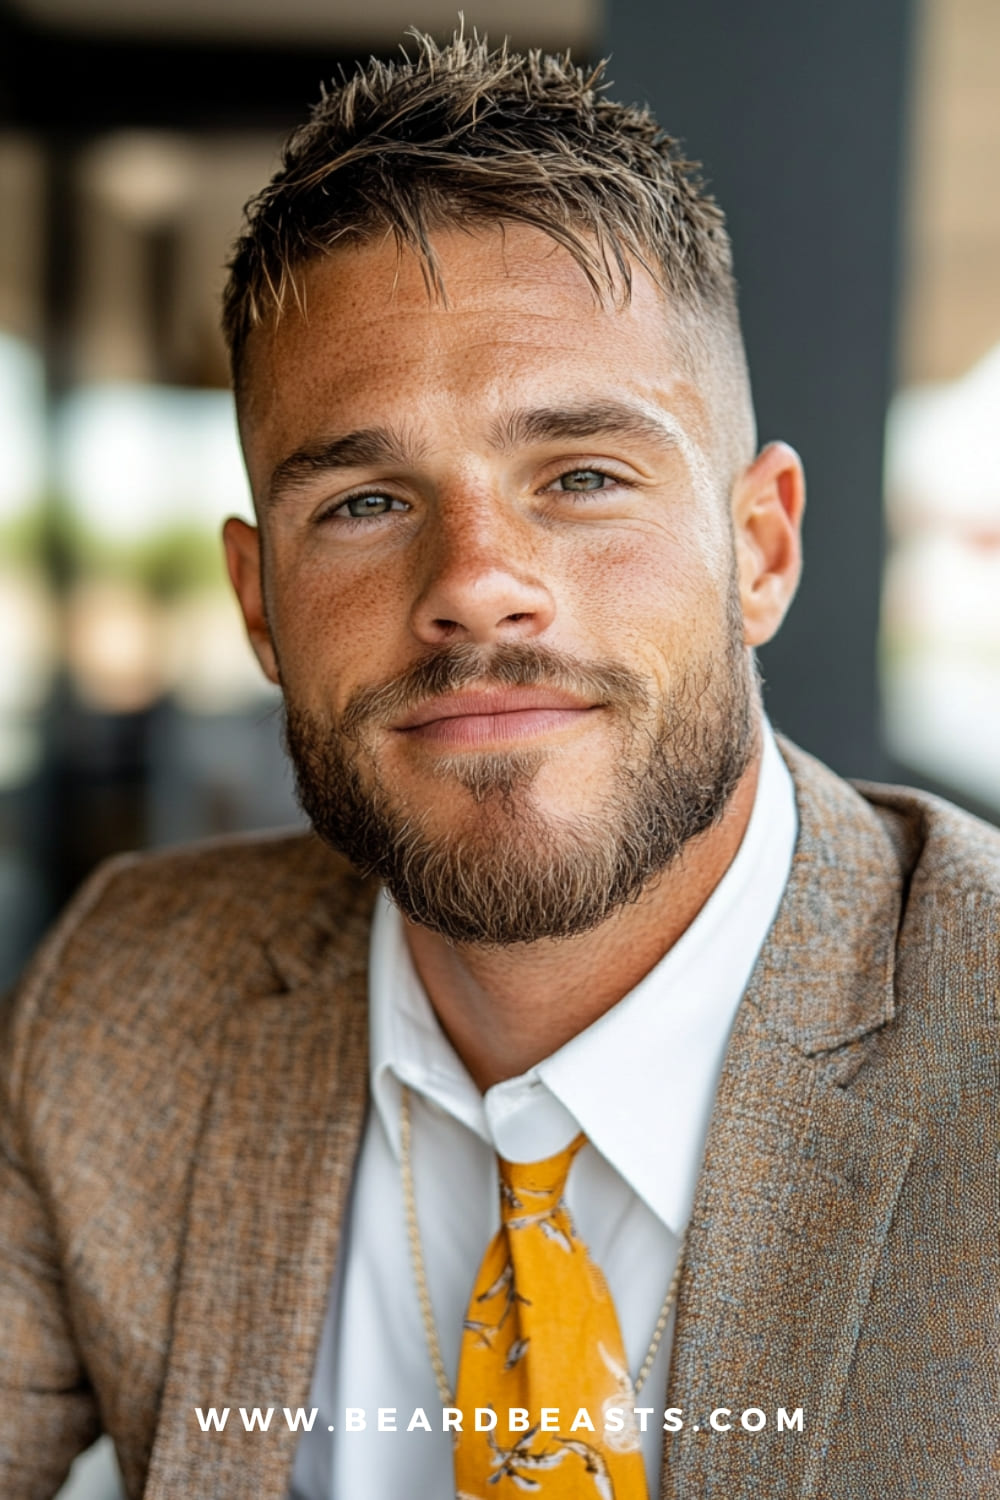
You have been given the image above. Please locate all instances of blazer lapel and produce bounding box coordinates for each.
[659,745,921,1500]
[143,867,378,1499]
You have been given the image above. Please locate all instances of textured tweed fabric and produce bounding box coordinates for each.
[1,740,997,1499]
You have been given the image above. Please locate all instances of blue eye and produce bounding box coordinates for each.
[337,493,404,518]
[558,470,608,492]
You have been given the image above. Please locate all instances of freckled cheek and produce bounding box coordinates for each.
[265,554,411,706]
[557,536,712,659]
[573,556,731,725]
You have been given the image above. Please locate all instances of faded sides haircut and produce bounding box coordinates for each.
[222,29,756,479]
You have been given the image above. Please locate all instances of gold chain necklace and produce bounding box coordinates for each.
[399,1083,686,1407]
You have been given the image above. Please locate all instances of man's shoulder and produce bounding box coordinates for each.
[2,829,375,1116]
[780,735,1000,904]
[780,739,998,1057]
[775,740,997,1115]
[74,823,358,933]
[854,772,1000,900]
[855,771,1000,1015]
[35,823,367,981]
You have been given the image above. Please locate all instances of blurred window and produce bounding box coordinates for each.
[881,0,1000,812]
[55,382,263,714]
[0,130,303,990]
[0,332,52,790]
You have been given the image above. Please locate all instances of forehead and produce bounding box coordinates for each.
[237,225,709,490]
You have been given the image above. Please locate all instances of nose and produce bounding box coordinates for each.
[409,499,556,646]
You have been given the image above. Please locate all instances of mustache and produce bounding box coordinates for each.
[339,641,651,739]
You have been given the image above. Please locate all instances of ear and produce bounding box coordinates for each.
[731,441,805,647]
[222,517,280,684]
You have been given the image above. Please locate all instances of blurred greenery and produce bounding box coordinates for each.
[0,501,226,599]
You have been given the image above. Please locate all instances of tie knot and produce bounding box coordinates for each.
[497,1131,586,1222]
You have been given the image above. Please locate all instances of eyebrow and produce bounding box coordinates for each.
[266,399,682,506]
[489,400,685,455]
[267,427,423,507]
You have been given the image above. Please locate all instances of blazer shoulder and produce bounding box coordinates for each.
[79,823,361,931]
[2,830,374,1128]
[852,774,1000,903]
[18,825,362,990]
[779,734,1000,899]
[852,776,999,1097]
[777,742,996,1121]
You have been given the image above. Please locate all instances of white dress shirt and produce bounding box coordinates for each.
[289,723,797,1499]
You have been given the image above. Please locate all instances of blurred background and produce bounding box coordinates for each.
[0,0,997,1490]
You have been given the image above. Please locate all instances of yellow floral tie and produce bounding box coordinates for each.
[453,1133,649,1500]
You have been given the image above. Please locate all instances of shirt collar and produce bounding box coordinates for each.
[370,720,797,1235]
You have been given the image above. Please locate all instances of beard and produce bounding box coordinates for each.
[283,593,757,947]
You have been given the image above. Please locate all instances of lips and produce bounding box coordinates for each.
[392,687,602,745]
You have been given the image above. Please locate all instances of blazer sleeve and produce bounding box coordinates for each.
[0,875,112,1498]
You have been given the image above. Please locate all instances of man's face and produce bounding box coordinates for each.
[229,226,783,944]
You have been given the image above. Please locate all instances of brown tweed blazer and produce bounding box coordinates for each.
[1,741,997,1499]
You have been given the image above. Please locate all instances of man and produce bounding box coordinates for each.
[1,30,997,1500]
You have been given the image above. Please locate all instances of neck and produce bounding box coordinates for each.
[403,746,762,1092]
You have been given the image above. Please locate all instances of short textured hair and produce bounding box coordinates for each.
[222,30,740,388]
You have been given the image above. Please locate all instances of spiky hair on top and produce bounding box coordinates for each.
[221,28,736,384]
